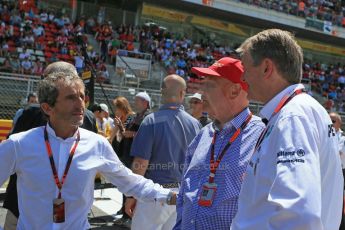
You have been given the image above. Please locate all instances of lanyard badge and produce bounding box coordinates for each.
[254,88,306,153]
[198,113,252,207]
[44,126,80,223]
[53,198,65,223]
[198,182,217,207]
[250,88,306,176]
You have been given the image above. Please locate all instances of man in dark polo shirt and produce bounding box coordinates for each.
[125,74,201,230]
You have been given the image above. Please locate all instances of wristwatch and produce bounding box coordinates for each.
[166,191,175,205]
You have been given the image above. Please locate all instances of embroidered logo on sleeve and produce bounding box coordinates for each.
[276,149,305,164]
[328,124,336,138]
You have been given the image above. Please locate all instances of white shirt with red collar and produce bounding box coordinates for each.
[231,84,343,230]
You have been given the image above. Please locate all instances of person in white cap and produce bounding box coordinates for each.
[187,93,212,127]
[99,103,115,140]
[135,92,151,109]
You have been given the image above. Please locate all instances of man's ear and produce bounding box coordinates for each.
[40,103,52,117]
[262,58,274,79]
[229,83,242,99]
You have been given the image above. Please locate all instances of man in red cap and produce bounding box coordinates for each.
[173,57,265,229]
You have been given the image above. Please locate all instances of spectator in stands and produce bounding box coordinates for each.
[108,45,117,65]
[339,73,345,89]
[48,10,55,22]
[20,57,32,74]
[32,23,44,37]
[100,40,108,62]
[32,60,44,76]
[0,41,8,56]
[97,64,110,84]
[39,10,48,22]
[85,17,96,34]
[0,56,12,72]
[10,12,22,26]
[74,52,84,74]
[23,32,35,48]
[9,55,19,73]
[54,16,65,29]
[18,49,30,60]
[125,74,201,230]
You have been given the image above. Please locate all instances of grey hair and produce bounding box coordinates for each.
[38,62,84,107]
[237,29,303,84]
[42,61,78,78]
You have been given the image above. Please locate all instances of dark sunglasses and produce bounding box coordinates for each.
[189,100,201,104]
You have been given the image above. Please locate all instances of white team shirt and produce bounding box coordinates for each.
[231,84,343,230]
[0,124,170,230]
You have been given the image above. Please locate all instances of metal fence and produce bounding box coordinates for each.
[0,74,164,120]
[2,73,337,128]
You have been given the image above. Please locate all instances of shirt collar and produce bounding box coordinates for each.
[46,122,79,142]
[159,103,184,111]
[212,107,251,131]
[260,83,304,120]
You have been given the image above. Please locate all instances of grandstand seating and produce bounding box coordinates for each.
[0,0,344,113]
[238,0,345,27]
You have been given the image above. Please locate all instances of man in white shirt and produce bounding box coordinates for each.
[0,62,175,230]
[231,29,343,230]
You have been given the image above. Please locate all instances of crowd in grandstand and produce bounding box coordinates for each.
[0,0,345,114]
[0,0,112,82]
[238,0,345,27]
[303,61,345,111]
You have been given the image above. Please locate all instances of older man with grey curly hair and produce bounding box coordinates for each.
[0,61,176,230]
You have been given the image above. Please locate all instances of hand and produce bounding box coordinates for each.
[168,192,177,205]
[122,131,135,138]
[114,116,124,132]
[125,197,137,218]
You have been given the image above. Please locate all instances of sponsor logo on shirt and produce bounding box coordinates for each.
[276,149,305,164]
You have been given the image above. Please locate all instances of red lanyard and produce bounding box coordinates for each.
[44,126,80,199]
[254,88,306,151]
[209,113,252,183]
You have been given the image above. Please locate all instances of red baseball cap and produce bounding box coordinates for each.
[191,57,248,91]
